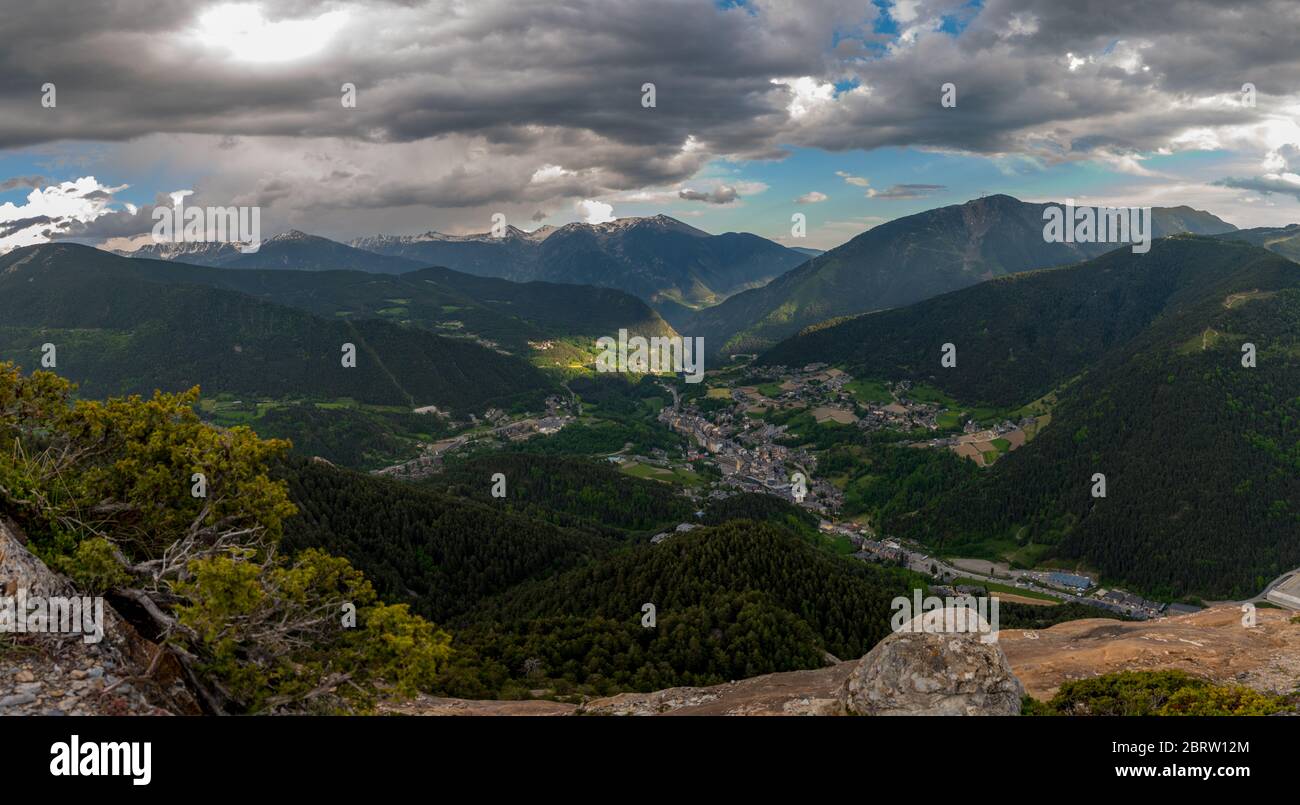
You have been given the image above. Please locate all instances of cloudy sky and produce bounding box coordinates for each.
[1,0,1298,252]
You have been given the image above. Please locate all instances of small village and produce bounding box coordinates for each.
[653,360,1193,621]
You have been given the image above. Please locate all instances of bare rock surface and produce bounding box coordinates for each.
[379,695,578,716]
[840,609,1024,716]
[0,516,198,716]
[580,663,852,716]
[999,605,1300,700]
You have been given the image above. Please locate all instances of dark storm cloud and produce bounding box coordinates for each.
[1213,176,1300,202]
[0,0,836,193]
[0,176,46,191]
[775,0,1300,160]
[0,215,54,239]
[0,0,1296,212]
[54,192,177,239]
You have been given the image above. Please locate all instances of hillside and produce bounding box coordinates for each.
[275,456,920,697]
[426,453,695,534]
[765,237,1300,598]
[409,266,678,343]
[761,235,1288,406]
[124,259,675,355]
[465,521,917,666]
[354,215,809,307]
[1216,223,1300,262]
[688,195,1236,355]
[277,458,622,624]
[0,244,553,413]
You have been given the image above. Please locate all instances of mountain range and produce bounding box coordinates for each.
[351,214,813,314]
[123,229,424,273]
[686,195,1238,355]
[117,216,812,325]
[762,235,1300,598]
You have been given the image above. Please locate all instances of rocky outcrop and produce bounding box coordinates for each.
[387,609,1027,716]
[362,605,1300,716]
[999,605,1300,700]
[579,664,851,716]
[839,608,1024,716]
[0,515,199,715]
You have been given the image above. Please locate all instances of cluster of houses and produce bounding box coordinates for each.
[650,522,700,545]
[857,399,939,432]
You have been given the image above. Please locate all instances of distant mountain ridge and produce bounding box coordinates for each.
[687,195,1237,355]
[121,230,422,274]
[125,259,676,355]
[118,217,807,310]
[0,244,553,413]
[352,215,810,308]
[1215,223,1300,262]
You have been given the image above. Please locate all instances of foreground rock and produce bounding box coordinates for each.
[0,516,199,716]
[840,608,1024,715]
[580,663,852,716]
[387,605,1300,716]
[999,605,1300,700]
[380,696,578,716]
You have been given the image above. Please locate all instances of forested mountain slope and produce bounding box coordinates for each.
[690,195,1234,355]
[0,244,552,413]
[765,237,1300,598]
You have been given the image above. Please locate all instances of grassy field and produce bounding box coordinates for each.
[846,377,892,404]
[936,410,963,430]
[756,381,784,398]
[905,382,957,407]
[1022,413,1051,440]
[820,532,857,555]
[1007,542,1054,568]
[619,461,702,486]
[967,406,1013,424]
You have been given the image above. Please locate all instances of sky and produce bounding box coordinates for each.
[1,0,1298,252]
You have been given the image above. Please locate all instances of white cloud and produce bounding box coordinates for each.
[531,164,576,183]
[795,191,828,204]
[189,3,350,64]
[0,176,128,252]
[835,171,871,188]
[576,199,615,224]
[771,76,835,119]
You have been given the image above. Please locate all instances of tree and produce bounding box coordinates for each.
[0,363,452,714]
